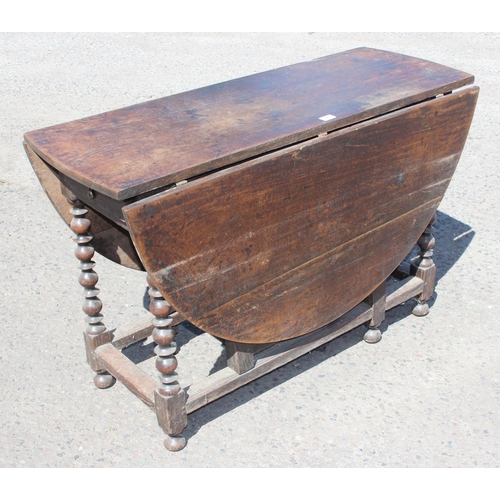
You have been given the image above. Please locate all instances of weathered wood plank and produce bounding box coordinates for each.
[94,343,156,408]
[111,316,154,350]
[185,303,372,413]
[195,201,439,343]
[185,274,424,413]
[111,311,184,350]
[92,274,425,415]
[24,48,474,200]
[386,276,424,309]
[124,88,478,343]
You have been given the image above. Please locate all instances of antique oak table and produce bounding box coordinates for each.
[24,48,478,451]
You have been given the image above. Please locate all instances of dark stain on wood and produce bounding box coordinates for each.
[123,88,477,343]
[24,47,474,201]
[25,47,478,344]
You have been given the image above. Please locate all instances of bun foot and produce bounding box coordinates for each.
[93,372,116,389]
[364,327,382,343]
[164,434,187,452]
[412,301,429,317]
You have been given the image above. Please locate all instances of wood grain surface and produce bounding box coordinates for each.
[24,47,473,200]
[124,87,478,343]
[25,142,144,270]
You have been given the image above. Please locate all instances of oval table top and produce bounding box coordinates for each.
[24,47,473,201]
[124,87,478,343]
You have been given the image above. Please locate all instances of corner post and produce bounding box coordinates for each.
[147,274,187,451]
[69,199,115,389]
[364,281,386,343]
[412,213,437,316]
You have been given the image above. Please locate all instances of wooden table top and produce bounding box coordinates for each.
[24,47,473,200]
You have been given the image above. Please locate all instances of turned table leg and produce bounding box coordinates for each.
[147,275,187,451]
[411,213,437,316]
[364,281,386,343]
[70,199,115,389]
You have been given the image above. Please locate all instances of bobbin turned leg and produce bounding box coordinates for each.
[412,213,437,317]
[364,281,386,343]
[147,274,187,451]
[70,199,115,389]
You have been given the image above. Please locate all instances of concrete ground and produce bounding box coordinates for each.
[0,33,498,468]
